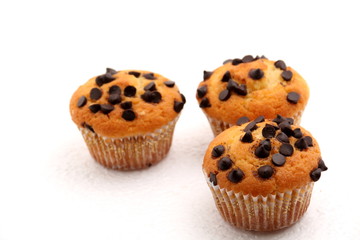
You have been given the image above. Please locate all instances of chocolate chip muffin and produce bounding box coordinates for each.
[70,68,186,170]
[196,55,309,136]
[203,115,327,231]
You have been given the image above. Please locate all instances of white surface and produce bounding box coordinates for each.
[1,1,360,239]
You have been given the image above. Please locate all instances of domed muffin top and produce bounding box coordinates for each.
[203,116,327,196]
[196,55,309,124]
[70,68,185,138]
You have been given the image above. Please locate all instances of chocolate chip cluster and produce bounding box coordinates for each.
[209,115,328,186]
[197,55,301,109]
[76,68,186,133]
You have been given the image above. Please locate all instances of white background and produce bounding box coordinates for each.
[1,0,359,239]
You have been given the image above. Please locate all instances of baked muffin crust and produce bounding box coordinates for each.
[70,69,185,138]
[196,56,309,124]
[203,116,327,196]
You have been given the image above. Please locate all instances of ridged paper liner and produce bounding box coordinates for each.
[206,110,303,136]
[206,176,314,231]
[79,117,178,170]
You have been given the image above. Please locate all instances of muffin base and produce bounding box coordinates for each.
[206,177,314,231]
[79,117,178,170]
[206,111,303,136]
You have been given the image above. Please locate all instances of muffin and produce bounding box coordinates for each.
[196,55,309,136]
[203,115,327,231]
[70,68,186,170]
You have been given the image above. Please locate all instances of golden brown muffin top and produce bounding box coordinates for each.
[203,116,327,196]
[196,56,309,124]
[70,69,185,138]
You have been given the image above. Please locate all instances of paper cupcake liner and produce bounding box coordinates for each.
[207,110,303,136]
[291,110,303,125]
[79,117,178,170]
[206,116,234,136]
[205,176,314,231]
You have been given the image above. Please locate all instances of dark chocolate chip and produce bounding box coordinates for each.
[318,159,328,171]
[221,71,231,82]
[281,70,293,81]
[262,125,276,138]
[164,81,175,87]
[255,145,270,158]
[254,116,265,123]
[96,72,115,86]
[223,59,232,65]
[258,165,274,179]
[304,136,313,146]
[100,104,114,114]
[203,71,213,81]
[272,124,280,130]
[122,109,136,121]
[254,55,267,60]
[264,123,279,131]
[260,139,272,151]
[109,85,121,95]
[143,73,156,80]
[180,93,186,103]
[144,82,156,91]
[151,91,162,103]
[279,121,294,136]
[89,104,101,113]
[77,96,87,108]
[242,55,254,63]
[90,88,102,100]
[287,92,300,104]
[174,101,184,113]
[124,86,137,97]
[128,71,141,78]
[237,116,250,126]
[197,85,207,98]
[249,68,264,80]
[241,131,253,143]
[211,145,225,158]
[106,68,117,75]
[227,169,244,183]
[273,114,287,125]
[310,168,322,182]
[141,91,152,102]
[102,72,116,84]
[199,97,211,108]
[83,123,95,133]
[227,79,238,91]
[272,153,286,166]
[295,137,308,150]
[287,118,294,125]
[244,121,258,132]
[108,94,122,105]
[279,143,294,156]
[141,91,162,103]
[232,58,242,66]
[95,75,104,87]
[217,157,233,171]
[210,172,217,185]
[120,101,132,110]
[278,120,291,128]
[293,128,303,138]
[219,89,231,101]
[276,132,289,143]
[233,84,247,96]
[274,60,287,70]
[227,79,247,95]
